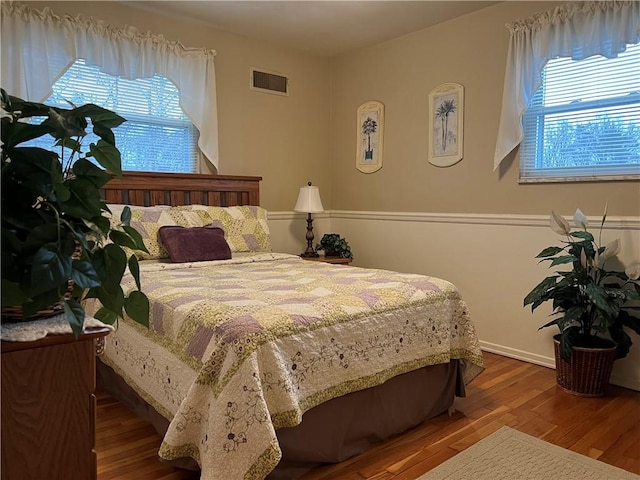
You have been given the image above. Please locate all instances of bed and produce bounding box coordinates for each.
[95,171,485,480]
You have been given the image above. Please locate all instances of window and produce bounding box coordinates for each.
[520,43,640,182]
[35,59,199,173]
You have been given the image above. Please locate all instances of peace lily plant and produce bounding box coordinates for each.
[524,206,640,360]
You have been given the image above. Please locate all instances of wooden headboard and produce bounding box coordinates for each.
[102,171,262,207]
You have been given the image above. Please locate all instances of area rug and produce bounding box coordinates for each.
[417,426,638,480]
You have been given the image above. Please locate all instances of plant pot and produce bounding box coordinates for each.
[1,303,65,323]
[553,335,617,397]
[1,278,74,323]
[1,245,82,323]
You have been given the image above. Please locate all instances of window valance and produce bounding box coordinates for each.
[493,1,640,170]
[0,2,219,170]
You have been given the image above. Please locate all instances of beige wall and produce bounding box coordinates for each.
[20,1,640,389]
[326,0,640,390]
[26,1,333,213]
[329,1,640,217]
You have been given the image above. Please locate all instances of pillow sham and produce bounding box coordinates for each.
[158,226,231,263]
[174,205,272,253]
[105,205,205,260]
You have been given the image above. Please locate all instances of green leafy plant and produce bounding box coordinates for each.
[1,88,150,336]
[316,233,353,259]
[524,207,640,360]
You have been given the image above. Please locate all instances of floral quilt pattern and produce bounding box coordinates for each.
[96,253,484,480]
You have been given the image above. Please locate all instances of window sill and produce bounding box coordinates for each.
[519,173,640,184]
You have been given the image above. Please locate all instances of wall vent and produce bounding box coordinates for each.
[250,68,289,96]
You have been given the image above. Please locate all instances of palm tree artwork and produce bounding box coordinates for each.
[362,116,377,160]
[428,84,463,167]
[435,99,457,152]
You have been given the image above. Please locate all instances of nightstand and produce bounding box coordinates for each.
[301,255,352,265]
[1,327,111,480]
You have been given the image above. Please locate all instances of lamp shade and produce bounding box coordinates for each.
[293,182,324,213]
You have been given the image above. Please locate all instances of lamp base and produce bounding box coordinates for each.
[300,213,319,258]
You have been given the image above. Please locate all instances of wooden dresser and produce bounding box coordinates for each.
[1,328,110,480]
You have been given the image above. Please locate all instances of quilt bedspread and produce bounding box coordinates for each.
[97,253,484,480]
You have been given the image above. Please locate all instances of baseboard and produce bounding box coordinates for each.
[480,340,640,392]
[479,341,555,369]
[610,372,640,392]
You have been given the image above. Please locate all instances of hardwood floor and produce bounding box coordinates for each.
[96,352,640,479]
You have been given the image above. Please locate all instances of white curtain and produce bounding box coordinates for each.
[493,1,640,170]
[1,2,219,171]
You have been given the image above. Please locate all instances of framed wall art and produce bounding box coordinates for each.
[428,83,464,167]
[356,101,384,173]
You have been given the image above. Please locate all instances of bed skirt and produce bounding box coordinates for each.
[97,359,462,479]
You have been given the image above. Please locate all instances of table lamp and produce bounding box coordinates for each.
[293,181,324,257]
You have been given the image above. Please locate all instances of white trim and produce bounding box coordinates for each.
[480,341,555,369]
[519,174,640,184]
[270,210,639,229]
[268,211,330,221]
[329,210,640,230]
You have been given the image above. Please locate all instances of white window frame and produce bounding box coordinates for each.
[519,44,640,183]
[37,60,200,174]
[493,2,639,174]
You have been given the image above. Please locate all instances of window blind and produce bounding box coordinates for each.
[38,59,199,173]
[520,43,640,182]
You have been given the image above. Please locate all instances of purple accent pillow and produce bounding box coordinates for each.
[158,226,231,263]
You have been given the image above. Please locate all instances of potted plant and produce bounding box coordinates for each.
[316,233,353,259]
[524,207,640,396]
[1,88,150,336]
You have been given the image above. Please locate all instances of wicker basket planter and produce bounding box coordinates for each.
[1,278,74,323]
[2,303,65,323]
[553,336,617,397]
[2,247,79,323]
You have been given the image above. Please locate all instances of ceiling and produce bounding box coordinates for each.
[124,1,499,57]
